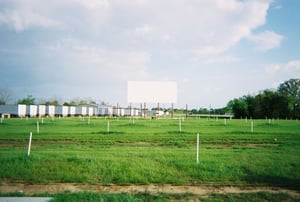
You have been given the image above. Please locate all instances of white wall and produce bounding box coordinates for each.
[18,104,26,117]
[76,106,87,116]
[47,105,55,117]
[38,105,46,117]
[88,107,94,116]
[0,104,27,117]
[27,105,38,117]
[69,106,76,116]
[62,106,69,116]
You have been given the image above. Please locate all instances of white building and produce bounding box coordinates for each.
[55,106,69,117]
[27,105,38,117]
[88,107,94,116]
[0,104,26,117]
[124,108,139,116]
[69,106,76,116]
[76,106,87,116]
[38,105,46,117]
[97,105,113,116]
[46,105,55,117]
[113,107,124,116]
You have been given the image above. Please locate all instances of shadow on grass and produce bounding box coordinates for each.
[242,167,300,190]
[167,131,193,134]
[91,131,125,135]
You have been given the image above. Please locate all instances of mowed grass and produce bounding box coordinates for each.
[0,117,299,188]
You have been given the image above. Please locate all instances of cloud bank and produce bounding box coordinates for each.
[0,0,293,108]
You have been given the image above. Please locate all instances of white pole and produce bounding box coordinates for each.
[179,119,182,132]
[196,133,200,164]
[27,132,32,156]
[107,120,110,133]
[36,121,40,134]
[251,120,254,133]
[224,118,227,125]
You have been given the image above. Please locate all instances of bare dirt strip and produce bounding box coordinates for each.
[1,183,299,199]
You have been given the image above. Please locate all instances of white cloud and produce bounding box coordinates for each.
[74,0,109,10]
[44,38,150,81]
[264,60,300,76]
[0,0,110,31]
[132,24,154,35]
[1,0,286,107]
[0,9,61,31]
[206,55,241,64]
[248,30,283,52]
[0,0,273,55]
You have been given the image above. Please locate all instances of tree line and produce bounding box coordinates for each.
[190,79,299,119]
[227,78,300,119]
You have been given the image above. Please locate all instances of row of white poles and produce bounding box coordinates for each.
[26,130,202,164]
[27,119,259,161]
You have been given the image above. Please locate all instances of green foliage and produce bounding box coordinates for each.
[43,100,60,106]
[228,98,248,118]
[278,78,300,118]
[228,79,300,119]
[17,95,36,105]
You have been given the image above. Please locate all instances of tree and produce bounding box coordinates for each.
[227,98,248,118]
[44,100,60,105]
[277,78,300,118]
[243,95,255,118]
[0,88,13,105]
[17,95,36,105]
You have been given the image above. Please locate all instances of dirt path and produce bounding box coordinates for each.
[1,183,299,198]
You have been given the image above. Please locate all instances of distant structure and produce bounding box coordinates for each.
[0,104,26,118]
[0,104,166,118]
[127,81,177,117]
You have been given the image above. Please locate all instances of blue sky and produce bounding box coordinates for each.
[0,0,299,109]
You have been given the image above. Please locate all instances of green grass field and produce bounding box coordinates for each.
[0,116,299,201]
